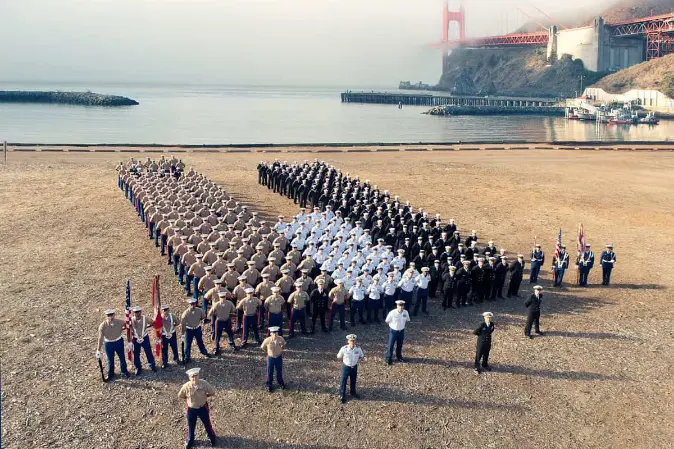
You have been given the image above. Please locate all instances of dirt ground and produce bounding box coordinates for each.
[1,149,673,449]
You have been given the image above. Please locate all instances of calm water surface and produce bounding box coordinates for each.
[1,83,672,144]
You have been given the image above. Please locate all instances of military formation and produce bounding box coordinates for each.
[101,157,617,448]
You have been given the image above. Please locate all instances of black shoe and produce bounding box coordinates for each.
[161,364,168,369]
[210,436,217,447]
[397,357,405,363]
[204,353,214,359]
[351,392,361,399]
[340,396,347,404]
[474,368,481,375]
[266,387,272,393]
[386,359,393,366]
[526,335,533,339]
[483,365,491,371]
[122,372,130,378]
[212,349,221,356]
[279,383,287,390]
[134,369,142,376]
[535,331,544,336]
[151,366,157,373]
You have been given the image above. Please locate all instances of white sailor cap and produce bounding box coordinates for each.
[244,287,255,293]
[161,305,170,310]
[606,243,613,247]
[187,298,198,304]
[422,267,430,271]
[104,309,116,315]
[132,306,142,312]
[585,243,591,247]
[346,334,357,341]
[186,367,201,377]
[482,312,493,318]
[395,300,405,306]
[449,265,456,270]
[517,254,524,258]
[268,326,280,333]
[534,285,543,290]
[271,286,281,292]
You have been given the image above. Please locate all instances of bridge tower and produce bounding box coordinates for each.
[442,1,466,74]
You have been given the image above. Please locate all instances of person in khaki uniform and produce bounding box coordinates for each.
[236,288,261,346]
[255,273,274,330]
[232,250,247,274]
[221,263,240,290]
[242,260,261,287]
[179,367,217,448]
[261,257,281,282]
[187,254,207,300]
[202,243,218,265]
[287,245,302,266]
[96,309,130,379]
[223,243,238,263]
[130,306,157,375]
[160,305,180,369]
[264,286,285,337]
[211,253,228,278]
[275,268,295,321]
[240,238,254,260]
[280,256,298,279]
[207,291,237,353]
[287,281,309,338]
[315,268,334,292]
[261,327,286,392]
[329,279,348,331]
[197,266,218,310]
[251,246,267,271]
[297,255,315,278]
[268,243,285,267]
[180,298,212,364]
[167,227,183,272]
[232,275,252,332]
[175,238,190,284]
[258,234,273,255]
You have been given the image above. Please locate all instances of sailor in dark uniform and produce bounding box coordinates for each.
[473,312,495,374]
[524,286,544,339]
[600,244,616,285]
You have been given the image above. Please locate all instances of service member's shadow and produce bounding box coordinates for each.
[492,364,625,382]
[613,283,664,290]
[542,330,637,341]
[214,435,344,449]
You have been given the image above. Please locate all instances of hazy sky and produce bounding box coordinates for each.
[0,0,619,87]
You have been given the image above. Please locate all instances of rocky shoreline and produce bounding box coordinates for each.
[0,90,139,106]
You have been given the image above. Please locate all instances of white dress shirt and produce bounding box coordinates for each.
[415,274,431,289]
[349,285,366,301]
[385,309,410,331]
[382,280,397,296]
[398,277,416,292]
[367,283,381,299]
[337,345,365,367]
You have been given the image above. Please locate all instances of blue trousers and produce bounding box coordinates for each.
[185,327,209,362]
[339,364,358,398]
[399,290,413,310]
[192,277,201,299]
[174,254,181,276]
[553,267,566,286]
[367,299,381,322]
[329,304,346,330]
[214,319,235,349]
[268,312,283,336]
[160,234,167,255]
[579,266,591,286]
[289,308,307,336]
[350,300,364,325]
[161,333,179,366]
[386,328,405,362]
[242,315,260,343]
[179,263,187,285]
[266,355,284,389]
[602,265,613,285]
[103,338,128,377]
[149,221,155,239]
[529,262,541,282]
[186,404,216,447]
[382,294,396,320]
[413,287,428,314]
[133,337,156,371]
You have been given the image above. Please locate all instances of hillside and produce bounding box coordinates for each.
[590,53,674,96]
[437,49,604,97]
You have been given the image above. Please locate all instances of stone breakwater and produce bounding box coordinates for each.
[0,90,139,106]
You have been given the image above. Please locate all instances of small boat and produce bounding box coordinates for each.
[608,111,636,125]
[638,111,659,125]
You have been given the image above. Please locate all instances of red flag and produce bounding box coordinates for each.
[554,228,562,260]
[152,275,164,357]
[577,223,585,254]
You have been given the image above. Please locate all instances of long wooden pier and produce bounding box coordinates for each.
[341,91,559,108]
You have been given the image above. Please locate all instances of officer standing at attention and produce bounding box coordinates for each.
[385,300,410,365]
[264,286,286,336]
[178,367,217,449]
[552,245,570,287]
[208,291,237,354]
[237,287,262,347]
[309,279,330,333]
[261,326,287,392]
[96,309,130,379]
[600,244,616,285]
[524,286,544,339]
[328,279,347,331]
[473,312,495,374]
[578,244,595,287]
[337,334,365,404]
[181,298,213,363]
[507,255,525,298]
[529,244,545,283]
[160,305,180,369]
[287,281,310,337]
[130,306,157,375]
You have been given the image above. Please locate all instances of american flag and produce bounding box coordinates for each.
[554,228,562,260]
[151,275,164,357]
[125,280,133,362]
[577,223,585,254]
